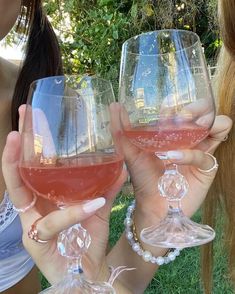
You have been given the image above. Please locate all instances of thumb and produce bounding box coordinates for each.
[2,131,35,209]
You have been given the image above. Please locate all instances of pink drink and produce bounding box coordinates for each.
[19,153,123,206]
[124,121,209,152]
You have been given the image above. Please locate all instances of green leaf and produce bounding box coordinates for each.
[131,3,138,18]
[112,30,119,40]
[98,0,113,7]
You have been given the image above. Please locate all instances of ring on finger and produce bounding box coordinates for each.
[13,193,37,213]
[28,217,50,244]
[210,134,229,142]
[222,135,229,142]
[198,152,219,173]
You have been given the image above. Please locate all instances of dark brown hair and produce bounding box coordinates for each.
[202,0,235,292]
[11,0,63,130]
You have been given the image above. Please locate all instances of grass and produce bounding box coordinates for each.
[41,193,234,293]
[110,193,233,293]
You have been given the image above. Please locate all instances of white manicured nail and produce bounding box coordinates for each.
[167,151,184,160]
[196,117,209,126]
[83,197,106,213]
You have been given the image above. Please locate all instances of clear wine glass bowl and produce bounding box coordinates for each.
[119,29,216,248]
[19,75,123,293]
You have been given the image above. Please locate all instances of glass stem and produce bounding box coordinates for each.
[57,223,91,278]
[165,161,178,172]
[165,163,182,212]
[158,161,189,216]
[67,256,83,275]
[168,199,182,213]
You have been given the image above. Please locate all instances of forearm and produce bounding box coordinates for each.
[97,260,133,294]
[107,204,168,294]
[107,234,167,294]
[113,278,133,294]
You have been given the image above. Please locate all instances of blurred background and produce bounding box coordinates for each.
[0,0,219,92]
[1,1,228,293]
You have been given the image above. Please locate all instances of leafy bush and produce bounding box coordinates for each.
[43,0,220,93]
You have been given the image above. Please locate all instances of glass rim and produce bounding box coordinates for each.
[122,29,201,57]
[29,75,114,98]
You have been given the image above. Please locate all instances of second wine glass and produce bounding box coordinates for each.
[119,30,216,248]
[19,75,123,293]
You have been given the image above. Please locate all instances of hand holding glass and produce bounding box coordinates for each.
[119,30,216,248]
[19,76,123,293]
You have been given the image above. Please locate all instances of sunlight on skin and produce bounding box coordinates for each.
[111,203,127,212]
[0,41,23,60]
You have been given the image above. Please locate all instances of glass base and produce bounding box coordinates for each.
[39,274,115,294]
[140,208,215,248]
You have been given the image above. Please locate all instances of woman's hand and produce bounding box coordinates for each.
[110,102,233,228]
[107,103,233,294]
[2,131,127,285]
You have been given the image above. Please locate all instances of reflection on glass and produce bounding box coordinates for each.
[119,30,216,248]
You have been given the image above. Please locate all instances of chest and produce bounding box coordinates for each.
[0,91,12,202]
[0,193,23,259]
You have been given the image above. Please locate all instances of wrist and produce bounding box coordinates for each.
[112,279,133,294]
[127,200,171,259]
[96,261,133,293]
[134,195,167,230]
[95,261,110,282]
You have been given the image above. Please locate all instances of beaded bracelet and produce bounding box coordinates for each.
[124,200,181,265]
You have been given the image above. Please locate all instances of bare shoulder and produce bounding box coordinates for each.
[0,57,20,79]
[0,57,21,93]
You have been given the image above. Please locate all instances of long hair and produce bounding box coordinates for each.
[202,1,235,292]
[11,0,63,130]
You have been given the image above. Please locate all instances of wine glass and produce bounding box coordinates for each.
[19,75,123,293]
[119,30,216,248]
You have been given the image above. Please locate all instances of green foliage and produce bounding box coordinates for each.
[42,0,220,93]
[109,195,233,293]
[41,194,233,293]
[3,1,219,91]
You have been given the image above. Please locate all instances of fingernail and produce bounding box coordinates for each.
[196,117,209,126]
[167,151,184,160]
[83,197,106,213]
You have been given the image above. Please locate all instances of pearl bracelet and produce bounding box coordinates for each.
[124,200,181,265]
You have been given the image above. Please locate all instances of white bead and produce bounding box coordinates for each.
[164,257,171,264]
[132,243,140,252]
[124,200,181,267]
[125,227,131,233]
[137,249,143,256]
[126,213,131,218]
[124,218,133,227]
[129,239,135,246]
[142,251,152,262]
[168,252,176,261]
[126,231,133,240]
[156,256,165,265]
[174,249,180,256]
